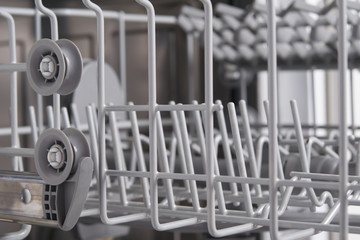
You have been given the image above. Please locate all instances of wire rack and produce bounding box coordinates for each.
[0,0,359,240]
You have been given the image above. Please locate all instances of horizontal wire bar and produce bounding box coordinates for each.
[104,105,148,112]
[0,63,26,72]
[0,170,43,183]
[156,104,206,112]
[0,7,177,24]
[85,198,360,234]
[277,179,340,190]
[0,147,34,158]
[106,170,150,178]
[290,172,360,182]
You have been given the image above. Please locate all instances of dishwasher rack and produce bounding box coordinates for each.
[0,0,358,240]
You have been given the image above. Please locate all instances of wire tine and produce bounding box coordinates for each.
[290,99,310,172]
[155,111,176,210]
[168,136,177,174]
[176,106,201,212]
[255,136,268,176]
[108,108,128,206]
[36,94,44,134]
[195,101,226,214]
[191,101,207,172]
[61,107,71,128]
[15,135,24,172]
[169,101,191,192]
[29,106,38,146]
[46,105,54,128]
[128,146,137,187]
[263,100,270,123]
[263,100,285,185]
[70,103,81,129]
[227,102,254,217]
[91,102,98,134]
[86,105,100,186]
[128,102,150,209]
[239,100,262,196]
[213,100,238,198]
[290,100,334,209]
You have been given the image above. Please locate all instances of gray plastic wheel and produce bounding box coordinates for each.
[62,128,91,173]
[35,128,74,185]
[27,39,66,96]
[27,38,83,96]
[56,39,83,95]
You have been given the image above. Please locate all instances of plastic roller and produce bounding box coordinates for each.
[34,128,90,185]
[26,38,83,96]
